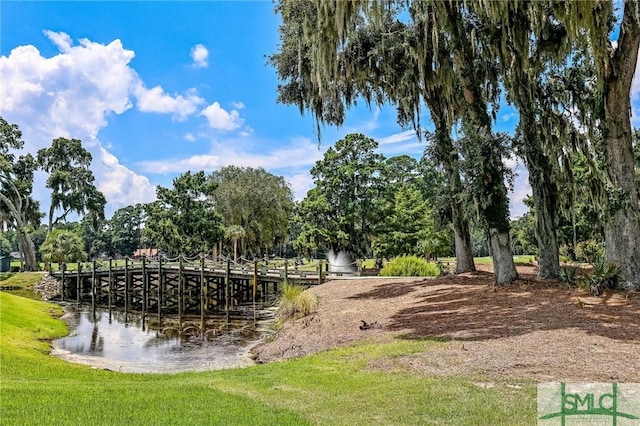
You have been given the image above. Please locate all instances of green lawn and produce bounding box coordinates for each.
[0,273,536,425]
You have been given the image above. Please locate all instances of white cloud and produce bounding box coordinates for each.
[94,146,157,211]
[43,30,73,52]
[378,130,416,145]
[287,172,314,200]
[231,101,245,110]
[133,84,204,121]
[137,136,323,174]
[184,132,196,142]
[509,167,531,219]
[0,32,136,139]
[200,101,244,130]
[190,44,209,68]
[0,32,157,216]
[501,112,517,122]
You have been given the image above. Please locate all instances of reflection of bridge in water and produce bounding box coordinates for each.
[50,256,358,333]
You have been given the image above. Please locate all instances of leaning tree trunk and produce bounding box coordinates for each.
[17,229,37,271]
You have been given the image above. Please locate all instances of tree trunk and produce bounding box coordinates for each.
[601,3,640,290]
[529,169,560,278]
[521,125,560,279]
[233,239,238,262]
[603,88,640,290]
[432,118,476,273]
[489,228,518,285]
[452,202,475,273]
[17,230,37,271]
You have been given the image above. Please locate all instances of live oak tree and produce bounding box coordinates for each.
[37,137,106,232]
[0,117,41,271]
[145,171,223,256]
[270,0,520,281]
[296,133,384,263]
[484,0,640,288]
[209,166,294,257]
[108,204,145,257]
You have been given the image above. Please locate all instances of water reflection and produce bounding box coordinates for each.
[51,307,271,373]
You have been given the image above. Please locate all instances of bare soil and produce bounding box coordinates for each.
[252,264,640,382]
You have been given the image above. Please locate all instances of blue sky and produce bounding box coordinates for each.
[6,1,629,221]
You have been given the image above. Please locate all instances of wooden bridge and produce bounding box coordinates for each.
[50,256,358,332]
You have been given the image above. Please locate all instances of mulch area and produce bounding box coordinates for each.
[252,264,640,382]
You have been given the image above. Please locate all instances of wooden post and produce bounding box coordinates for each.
[124,258,129,316]
[318,260,324,286]
[284,259,289,284]
[76,262,81,304]
[200,255,206,333]
[253,261,258,324]
[91,260,97,314]
[158,255,163,325]
[142,256,147,330]
[60,263,65,302]
[178,256,184,331]
[108,259,113,321]
[225,259,230,327]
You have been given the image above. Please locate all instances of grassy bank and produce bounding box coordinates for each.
[0,274,536,425]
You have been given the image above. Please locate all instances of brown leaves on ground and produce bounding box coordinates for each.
[252,264,640,382]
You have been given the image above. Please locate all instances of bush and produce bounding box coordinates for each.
[586,259,621,296]
[276,283,318,321]
[380,256,440,277]
[575,240,604,264]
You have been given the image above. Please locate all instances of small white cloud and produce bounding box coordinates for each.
[190,44,209,68]
[287,172,314,200]
[137,136,324,174]
[501,112,517,122]
[43,30,73,52]
[184,132,196,142]
[200,101,243,130]
[133,84,204,121]
[378,130,416,145]
[231,101,245,110]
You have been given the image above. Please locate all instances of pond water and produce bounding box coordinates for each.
[51,306,272,373]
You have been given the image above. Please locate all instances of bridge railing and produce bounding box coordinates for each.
[50,253,373,281]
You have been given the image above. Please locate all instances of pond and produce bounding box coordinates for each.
[51,306,273,373]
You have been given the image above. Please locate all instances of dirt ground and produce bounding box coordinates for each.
[252,264,640,382]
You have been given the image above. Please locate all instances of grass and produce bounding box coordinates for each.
[276,283,319,320]
[0,274,537,425]
[0,271,46,300]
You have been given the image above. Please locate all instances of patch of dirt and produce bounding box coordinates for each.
[252,264,640,382]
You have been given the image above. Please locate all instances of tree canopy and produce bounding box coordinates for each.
[271,0,640,289]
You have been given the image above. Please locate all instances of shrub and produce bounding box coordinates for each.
[575,240,604,264]
[559,264,580,284]
[276,283,318,321]
[380,255,440,277]
[586,259,621,296]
